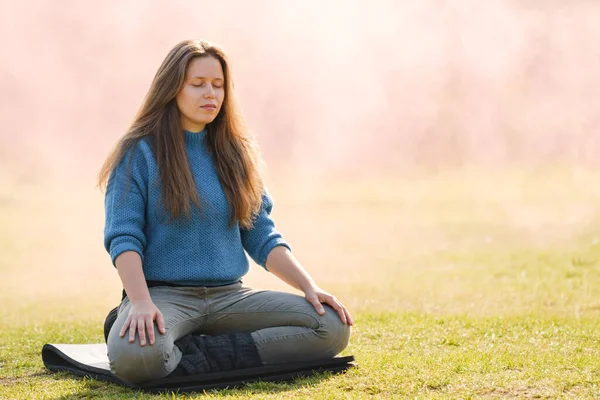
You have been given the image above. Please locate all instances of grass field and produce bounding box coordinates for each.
[1,166,600,399]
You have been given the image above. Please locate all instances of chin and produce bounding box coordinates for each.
[194,118,215,126]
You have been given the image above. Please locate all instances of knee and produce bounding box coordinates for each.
[107,329,168,384]
[317,306,352,357]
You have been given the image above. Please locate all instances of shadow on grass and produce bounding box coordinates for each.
[47,370,341,399]
[0,371,48,386]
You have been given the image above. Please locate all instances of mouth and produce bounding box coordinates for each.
[200,104,217,111]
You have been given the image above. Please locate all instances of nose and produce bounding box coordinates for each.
[204,85,215,99]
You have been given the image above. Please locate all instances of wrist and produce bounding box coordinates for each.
[300,280,318,294]
[127,291,152,303]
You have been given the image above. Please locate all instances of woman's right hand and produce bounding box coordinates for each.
[119,299,166,346]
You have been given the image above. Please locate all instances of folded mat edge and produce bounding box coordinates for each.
[42,343,356,392]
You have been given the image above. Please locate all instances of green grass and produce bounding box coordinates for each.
[2,166,600,398]
[2,313,600,399]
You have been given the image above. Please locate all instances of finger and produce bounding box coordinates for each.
[324,297,346,324]
[119,316,131,338]
[146,316,155,345]
[333,301,347,325]
[156,312,166,335]
[128,319,137,343]
[307,296,325,315]
[137,319,147,346]
[344,307,355,326]
[333,299,353,326]
[339,305,353,326]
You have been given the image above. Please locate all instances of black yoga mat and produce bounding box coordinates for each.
[42,343,356,393]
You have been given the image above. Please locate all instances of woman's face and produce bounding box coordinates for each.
[176,56,225,133]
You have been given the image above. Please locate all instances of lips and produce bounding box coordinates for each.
[201,104,217,110]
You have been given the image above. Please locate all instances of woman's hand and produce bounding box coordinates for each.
[119,299,166,346]
[304,286,354,326]
[263,247,354,326]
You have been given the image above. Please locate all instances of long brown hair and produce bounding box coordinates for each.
[98,40,264,228]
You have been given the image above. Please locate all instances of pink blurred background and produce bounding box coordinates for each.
[2,0,600,316]
[1,0,599,185]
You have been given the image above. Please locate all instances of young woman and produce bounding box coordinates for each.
[98,40,353,384]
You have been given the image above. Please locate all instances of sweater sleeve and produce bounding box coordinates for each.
[240,189,291,269]
[103,142,148,267]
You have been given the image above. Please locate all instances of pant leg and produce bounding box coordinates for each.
[203,283,351,364]
[107,286,209,383]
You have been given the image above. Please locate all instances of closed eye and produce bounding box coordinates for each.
[190,82,223,89]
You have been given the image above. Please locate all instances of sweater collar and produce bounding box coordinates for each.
[184,128,208,146]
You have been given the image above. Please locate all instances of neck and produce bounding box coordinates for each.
[184,128,208,146]
[181,122,206,133]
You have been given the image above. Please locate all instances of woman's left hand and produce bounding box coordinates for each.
[304,286,354,326]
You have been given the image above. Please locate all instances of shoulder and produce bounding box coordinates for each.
[119,137,156,172]
[110,137,156,187]
[130,137,154,163]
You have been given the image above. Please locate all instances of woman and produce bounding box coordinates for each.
[98,39,353,384]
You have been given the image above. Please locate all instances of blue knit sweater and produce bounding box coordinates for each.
[103,129,291,286]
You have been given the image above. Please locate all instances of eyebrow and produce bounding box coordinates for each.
[189,76,224,81]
